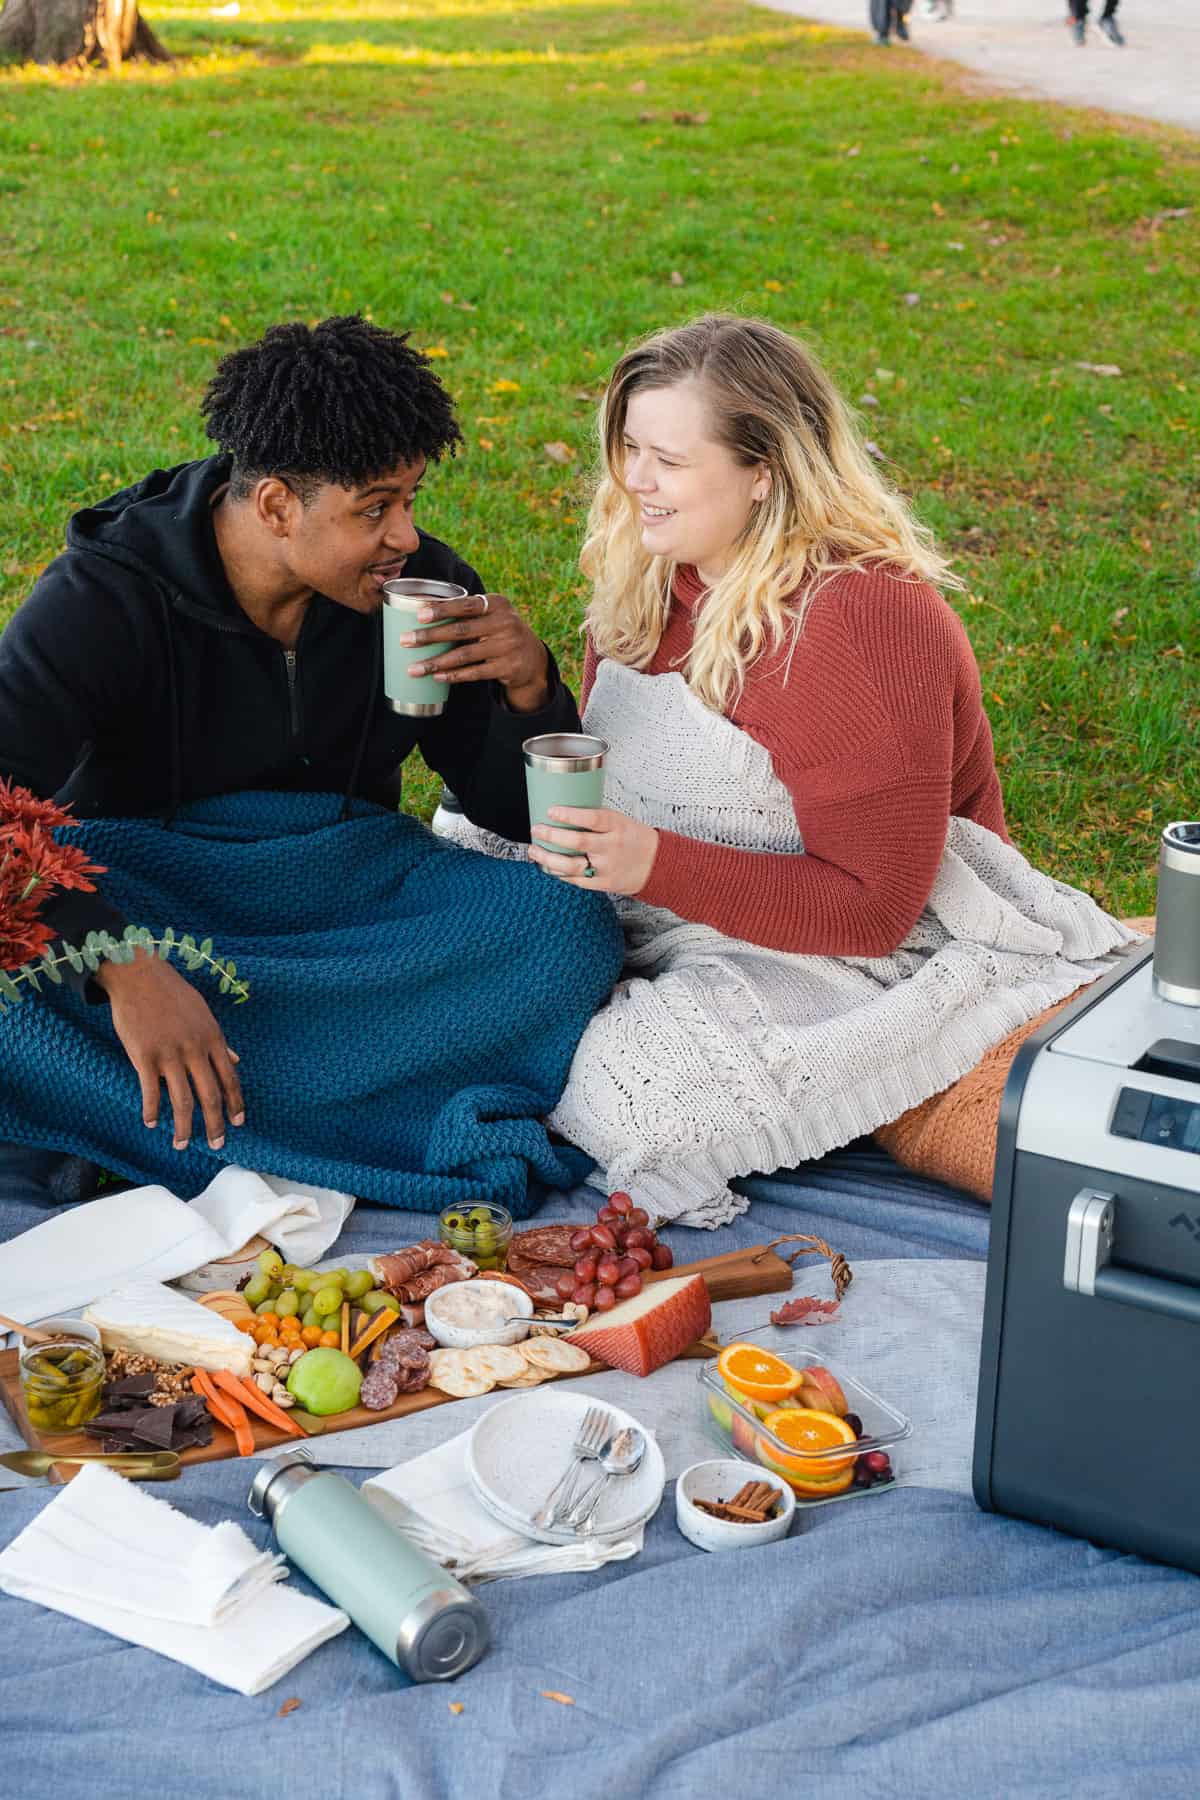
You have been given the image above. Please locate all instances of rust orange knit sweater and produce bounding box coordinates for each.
[581,564,1009,958]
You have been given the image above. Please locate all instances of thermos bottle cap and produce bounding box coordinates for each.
[247,1448,318,1521]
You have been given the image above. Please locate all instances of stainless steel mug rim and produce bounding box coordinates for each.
[382,579,469,606]
[1162,822,1200,872]
[522,733,608,772]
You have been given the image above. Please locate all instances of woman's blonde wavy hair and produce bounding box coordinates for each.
[581,314,960,713]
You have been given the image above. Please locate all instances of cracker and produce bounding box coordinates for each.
[520,1337,593,1375]
[497,1370,547,1388]
[464,1344,527,1383]
[428,1349,494,1399]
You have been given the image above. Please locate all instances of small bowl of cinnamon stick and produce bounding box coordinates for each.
[675,1459,795,1552]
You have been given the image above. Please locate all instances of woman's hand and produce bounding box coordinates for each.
[527,806,659,895]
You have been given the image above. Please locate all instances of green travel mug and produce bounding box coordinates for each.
[523,732,607,857]
[381,578,467,718]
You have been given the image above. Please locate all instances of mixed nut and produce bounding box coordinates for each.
[248,1343,302,1408]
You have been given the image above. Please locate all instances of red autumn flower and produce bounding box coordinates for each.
[0,781,106,972]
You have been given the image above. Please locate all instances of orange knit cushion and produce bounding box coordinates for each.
[874,919,1154,1202]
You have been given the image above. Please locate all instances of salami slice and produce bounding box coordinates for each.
[508,1225,578,1267]
[360,1367,400,1411]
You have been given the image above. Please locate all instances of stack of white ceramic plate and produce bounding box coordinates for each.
[466,1389,666,1546]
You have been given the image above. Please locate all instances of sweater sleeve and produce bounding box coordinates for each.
[0,560,134,978]
[636,575,970,957]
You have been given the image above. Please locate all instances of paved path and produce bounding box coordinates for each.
[756,0,1198,134]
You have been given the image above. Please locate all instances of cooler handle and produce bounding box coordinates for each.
[1063,1188,1200,1323]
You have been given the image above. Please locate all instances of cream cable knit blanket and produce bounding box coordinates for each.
[435,660,1135,1227]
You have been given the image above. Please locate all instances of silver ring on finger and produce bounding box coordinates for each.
[480,594,490,614]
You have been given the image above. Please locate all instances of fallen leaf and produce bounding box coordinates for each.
[1076,361,1121,377]
[422,345,450,359]
[763,279,784,293]
[277,1698,301,1717]
[478,438,494,451]
[448,1701,465,1715]
[770,1296,841,1326]
[541,1690,575,1706]
[668,270,685,286]
[845,144,861,158]
[902,292,920,307]
[860,392,879,407]
[1111,607,1129,623]
[490,378,521,393]
[543,441,575,465]
[671,111,709,126]
[874,366,895,383]
[629,78,647,93]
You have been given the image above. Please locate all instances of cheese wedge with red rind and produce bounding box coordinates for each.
[565,1273,711,1377]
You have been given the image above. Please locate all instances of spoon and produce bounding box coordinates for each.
[562,1427,647,1535]
[0,1310,61,1346]
[0,1449,181,1480]
[505,1314,579,1330]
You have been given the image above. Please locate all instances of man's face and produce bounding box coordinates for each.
[281,457,427,614]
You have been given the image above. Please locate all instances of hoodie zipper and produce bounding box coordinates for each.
[283,648,303,747]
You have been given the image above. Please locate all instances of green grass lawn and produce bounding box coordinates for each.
[1,0,1196,914]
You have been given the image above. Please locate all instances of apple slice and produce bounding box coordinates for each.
[566,1274,711,1377]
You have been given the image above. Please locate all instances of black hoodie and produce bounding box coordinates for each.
[0,456,578,961]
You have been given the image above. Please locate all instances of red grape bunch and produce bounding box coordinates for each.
[557,1192,673,1314]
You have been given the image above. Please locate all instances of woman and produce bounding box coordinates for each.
[445,316,1132,1225]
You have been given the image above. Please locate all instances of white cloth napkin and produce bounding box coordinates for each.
[0,1464,348,1695]
[0,1166,354,1325]
[362,1430,644,1584]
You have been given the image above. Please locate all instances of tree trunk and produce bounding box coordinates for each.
[0,0,171,66]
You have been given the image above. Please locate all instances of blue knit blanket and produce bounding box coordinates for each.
[0,792,624,1215]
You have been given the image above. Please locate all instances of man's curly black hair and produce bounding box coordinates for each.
[201,316,463,502]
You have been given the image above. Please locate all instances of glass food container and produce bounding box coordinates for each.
[19,1318,106,1437]
[437,1202,513,1273]
[698,1330,911,1507]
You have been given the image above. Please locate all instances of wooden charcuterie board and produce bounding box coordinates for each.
[0,1243,795,1472]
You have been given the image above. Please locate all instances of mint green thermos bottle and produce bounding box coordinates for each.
[248,1452,489,1682]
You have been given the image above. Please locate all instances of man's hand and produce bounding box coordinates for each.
[398,591,551,713]
[527,806,660,896]
[96,952,245,1151]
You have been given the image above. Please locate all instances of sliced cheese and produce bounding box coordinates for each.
[84,1279,254,1375]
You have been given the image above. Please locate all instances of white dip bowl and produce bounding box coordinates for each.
[675,1458,795,1552]
[424,1278,534,1350]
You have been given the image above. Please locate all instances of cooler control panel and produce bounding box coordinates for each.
[1110,1086,1200,1155]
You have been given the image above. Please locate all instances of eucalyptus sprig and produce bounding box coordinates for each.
[0,924,249,1015]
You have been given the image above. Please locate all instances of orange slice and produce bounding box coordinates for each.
[757,1407,857,1494]
[717,1343,804,1406]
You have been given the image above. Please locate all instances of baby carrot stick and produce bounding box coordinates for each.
[193,1369,255,1457]
[210,1367,304,1440]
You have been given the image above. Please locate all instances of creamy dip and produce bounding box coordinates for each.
[431,1283,518,1330]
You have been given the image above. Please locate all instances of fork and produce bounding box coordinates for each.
[532,1405,610,1531]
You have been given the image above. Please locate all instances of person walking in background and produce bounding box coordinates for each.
[869,0,913,44]
[1068,0,1125,45]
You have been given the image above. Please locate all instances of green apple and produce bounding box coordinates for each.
[286,1348,362,1416]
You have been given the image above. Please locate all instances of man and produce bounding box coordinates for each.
[0,316,588,1197]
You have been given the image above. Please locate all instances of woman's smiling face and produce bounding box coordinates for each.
[621,379,767,583]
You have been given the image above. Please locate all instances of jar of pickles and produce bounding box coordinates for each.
[19,1319,105,1436]
[438,1202,512,1272]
